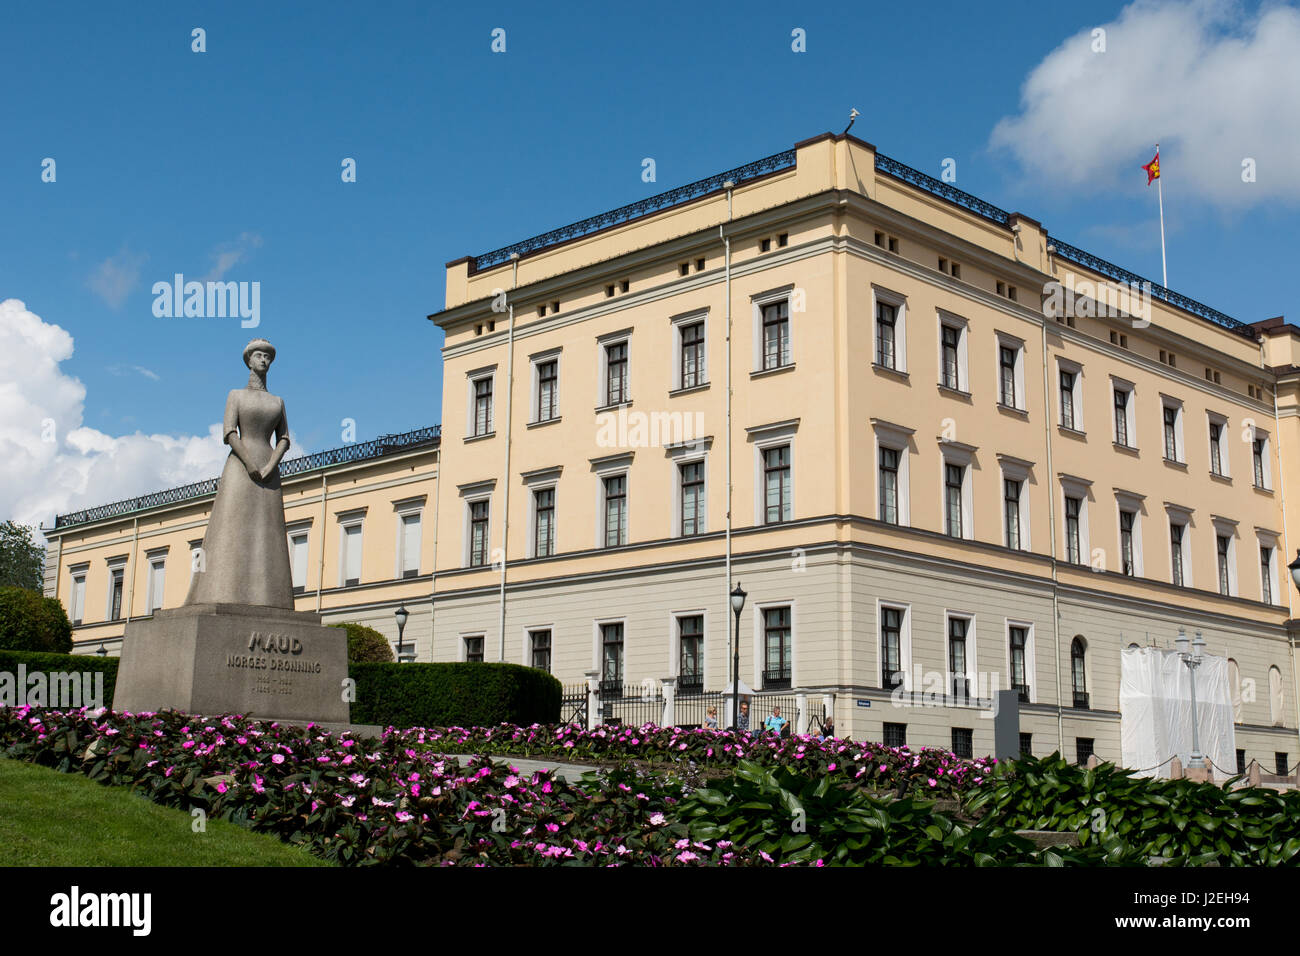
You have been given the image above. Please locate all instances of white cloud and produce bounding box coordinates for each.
[107,364,161,381]
[87,248,148,309]
[203,232,263,282]
[0,299,298,538]
[990,0,1300,206]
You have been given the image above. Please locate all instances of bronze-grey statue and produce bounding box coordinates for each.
[184,338,295,608]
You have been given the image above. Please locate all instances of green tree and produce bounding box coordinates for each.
[0,521,44,592]
[328,622,395,663]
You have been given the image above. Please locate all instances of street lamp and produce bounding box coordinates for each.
[96,642,107,658]
[730,582,746,732]
[1175,627,1207,769]
[394,605,409,663]
[1288,550,1300,593]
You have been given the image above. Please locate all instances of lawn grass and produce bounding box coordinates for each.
[0,757,331,867]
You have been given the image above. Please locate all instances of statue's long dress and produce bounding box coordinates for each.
[184,387,295,609]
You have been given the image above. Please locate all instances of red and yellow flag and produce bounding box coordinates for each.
[1142,150,1160,185]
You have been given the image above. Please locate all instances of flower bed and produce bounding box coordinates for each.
[4,708,1291,866]
[418,722,995,797]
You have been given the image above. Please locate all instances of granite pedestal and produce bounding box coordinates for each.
[112,603,350,724]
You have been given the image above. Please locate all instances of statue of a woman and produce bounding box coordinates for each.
[184,338,295,609]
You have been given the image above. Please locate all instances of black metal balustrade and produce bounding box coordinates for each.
[468,150,797,273]
[54,425,441,529]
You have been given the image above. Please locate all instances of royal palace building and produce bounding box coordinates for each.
[46,132,1300,769]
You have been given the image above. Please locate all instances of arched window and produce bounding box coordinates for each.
[1071,637,1088,708]
[1270,666,1284,727]
[1228,658,1242,724]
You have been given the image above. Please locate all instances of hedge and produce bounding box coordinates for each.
[349,662,561,729]
[0,650,560,730]
[0,649,120,705]
[328,622,395,664]
[0,587,72,654]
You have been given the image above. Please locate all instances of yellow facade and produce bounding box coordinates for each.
[43,131,1300,767]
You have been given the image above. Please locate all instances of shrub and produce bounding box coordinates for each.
[0,587,72,653]
[0,648,119,704]
[349,662,561,729]
[329,622,394,664]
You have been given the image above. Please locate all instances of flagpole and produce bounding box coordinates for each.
[1155,142,1167,288]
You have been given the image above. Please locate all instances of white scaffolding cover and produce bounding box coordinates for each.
[1119,646,1235,778]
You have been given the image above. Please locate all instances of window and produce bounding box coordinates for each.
[998,341,1024,409]
[397,510,422,579]
[108,565,124,621]
[601,622,624,695]
[763,606,792,689]
[1076,737,1095,765]
[340,521,363,586]
[1215,529,1237,596]
[1119,510,1136,576]
[1009,626,1030,701]
[762,445,792,524]
[1060,369,1078,430]
[1208,416,1227,477]
[535,358,558,422]
[883,722,907,747]
[944,463,965,537]
[471,374,494,437]
[880,606,905,689]
[1162,400,1184,463]
[530,629,551,672]
[533,488,555,557]
[69,569,87,626]
[469,500,490,567]
[1169,519,1188,587]
[1276,752,1289,776]
[1071,637,1088,708]
[941,324,960,390]
[1252,431,1272,489]
[948,616,971,700]
[288,530,308,590]
[146,554,166,613]
[1112,381,1135,447]
[873,421,912,526]
[678,615,703,691]
[1260,542,1277,604]
[1064,496,1083,564]
[879,447,900,524]
[760,300,790,370]
[679,461,705,536]
[605,341,629,406]
[679,320,705,389]
[602,475,627,547]
[951,728,973,759]
[1020,733,1032,757]
[1004,479,1023,550]
[876,301,898,369]
[464,636,485,662]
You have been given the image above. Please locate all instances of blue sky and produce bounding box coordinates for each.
[2,0,1298,527]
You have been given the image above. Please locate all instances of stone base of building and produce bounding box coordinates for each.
[112,603,350,725]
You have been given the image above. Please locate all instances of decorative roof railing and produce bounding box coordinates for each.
[468,149,798,273]
[53,425,441,529]
[873,152,1013,226]
[872,152,1254,337]
[1043,238,1255,337]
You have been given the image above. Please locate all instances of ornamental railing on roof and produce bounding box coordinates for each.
[872,152,1253,337]
[468,149,798,273]
[873,152,1012,226]
[53,425,441,529]
[1045,238,1255,337]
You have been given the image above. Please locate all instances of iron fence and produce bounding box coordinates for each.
[560,683,589,726]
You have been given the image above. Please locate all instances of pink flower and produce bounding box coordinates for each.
[677,851,699,863]
[216,782,228,793]
[649,813,666,826]
[271,753,285,765]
